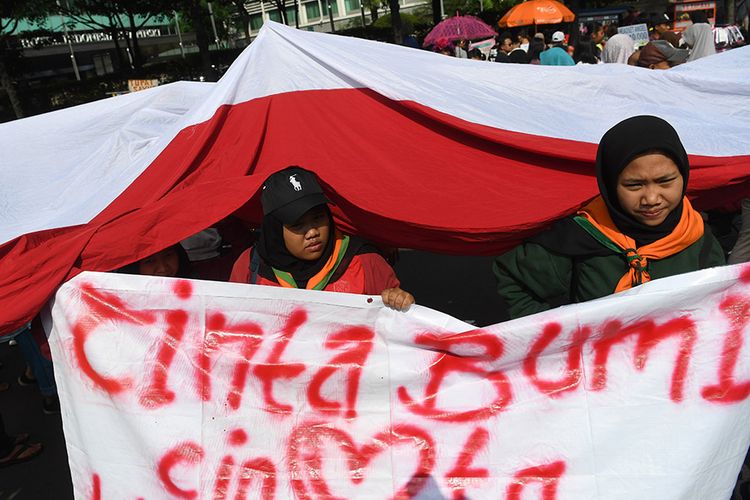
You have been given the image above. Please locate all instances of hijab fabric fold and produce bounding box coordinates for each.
[596,115,690,246]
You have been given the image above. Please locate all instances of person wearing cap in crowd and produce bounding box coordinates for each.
[493,116,724,319]
[650,13,682,47]
[540,31,575,66]
[682,11,716,61]
[229,166,414,311]
[637,40,689,69]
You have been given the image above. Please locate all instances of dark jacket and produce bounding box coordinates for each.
[493,224,725,319]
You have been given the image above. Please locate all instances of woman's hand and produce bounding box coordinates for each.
[381,287,415,311]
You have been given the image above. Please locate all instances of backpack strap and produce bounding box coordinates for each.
[249,248,261,284]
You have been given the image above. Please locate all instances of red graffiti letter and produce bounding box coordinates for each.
[140,309,189,408]
[288,423,435,500]
[397,329,513,422]
[253,309,307,414]
[198,312,264,410]
[445,427,490,500]
[91,473,101,500]
[236,459,276,500]
[213,455,235,500]
[506,460,566,500]
[73,284,155,394]
[702,296,750,403]
[307,326,375,418]
[157,442,205,499]
[524,323,590,398]
[592,317,696,402]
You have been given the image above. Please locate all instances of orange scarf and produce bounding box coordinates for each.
[575,196,704,292]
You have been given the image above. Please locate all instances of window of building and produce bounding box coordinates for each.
[250,13,264,31]
[285,6,297,24]
[305,2,321,20]
[321,0,339,17]
[268,10,282,22]
[344,0,361,13]
[92,52,114,76]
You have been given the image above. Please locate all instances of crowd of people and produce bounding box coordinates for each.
[433,11,726,69]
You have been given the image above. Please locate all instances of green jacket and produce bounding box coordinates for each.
[493,224,725,320]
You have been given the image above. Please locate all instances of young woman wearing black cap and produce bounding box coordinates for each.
[494,115,725,319]
[230,166,414,311]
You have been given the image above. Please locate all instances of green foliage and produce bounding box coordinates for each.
[1,0,57,38]
[372,12,419,32]
[440,0,520,22]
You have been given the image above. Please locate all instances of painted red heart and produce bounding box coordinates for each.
[287,422,436,499]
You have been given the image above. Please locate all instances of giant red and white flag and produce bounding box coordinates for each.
[2,22,750,332]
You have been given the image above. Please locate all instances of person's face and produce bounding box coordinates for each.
[655,22,669,33]
[282,205,331,261]
[501,38,513,53]
[592,28,605,43]
[138,247,180,277]
[616,153,684,226]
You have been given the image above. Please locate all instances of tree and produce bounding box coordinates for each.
[432,0,441,24]
[0,0,56,119]
[59,0,132,71]
[362,0,381,21]
[118,0,173,69]
[228,0,251,38]
[387,0,403,43]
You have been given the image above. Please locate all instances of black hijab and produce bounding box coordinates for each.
[532,115,690,253]
[254,204,373,288]
[596,115,689,246]
[255,204,336,287]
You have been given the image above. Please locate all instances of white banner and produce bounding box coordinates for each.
[49,267,750,499]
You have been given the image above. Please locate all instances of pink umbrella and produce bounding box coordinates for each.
[423,14,497,48]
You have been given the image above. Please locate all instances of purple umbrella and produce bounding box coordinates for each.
[423,15,497,48]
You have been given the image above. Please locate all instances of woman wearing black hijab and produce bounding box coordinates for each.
[230,166,414,311]
[494,115,725,319]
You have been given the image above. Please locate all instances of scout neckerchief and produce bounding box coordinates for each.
[573,196,704,292]
[272,230,350,290]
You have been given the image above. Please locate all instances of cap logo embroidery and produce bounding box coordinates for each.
[289,175,302,191]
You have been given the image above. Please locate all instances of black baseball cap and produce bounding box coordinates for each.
[261,166,329,224]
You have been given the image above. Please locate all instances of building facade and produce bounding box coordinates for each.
[244,0,430,36]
